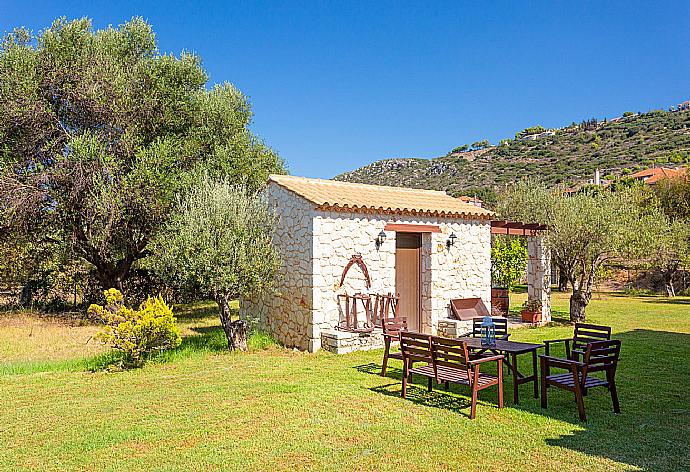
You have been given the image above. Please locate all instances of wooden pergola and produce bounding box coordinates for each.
[490,220,551,324]
[490,220,547,236]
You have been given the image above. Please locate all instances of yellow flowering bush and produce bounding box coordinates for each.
[89,289,182,366]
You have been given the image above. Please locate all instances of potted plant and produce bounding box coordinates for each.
[491,237,527,316]
[521,299,543,323]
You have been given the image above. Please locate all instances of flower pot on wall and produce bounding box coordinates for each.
[520,309,542,324]
[491,287,509,316]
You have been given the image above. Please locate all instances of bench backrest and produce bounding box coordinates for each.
[471,317,508,339]
[573,323,612,351]
[581,340,621,382]
[399,331,432,365]
[430,336,472,379]
[382,316,407,337]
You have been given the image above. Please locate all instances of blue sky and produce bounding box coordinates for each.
[2,1,689,178]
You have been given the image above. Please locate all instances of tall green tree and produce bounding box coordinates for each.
[149,175,279,350]
[656,172,690,221]
[0,17,284,292]
[497,182,656,322]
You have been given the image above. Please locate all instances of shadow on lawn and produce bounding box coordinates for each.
[356,362,473,418]
[544,328,690,471]
[642,297,690,305]
[358,328,690,470]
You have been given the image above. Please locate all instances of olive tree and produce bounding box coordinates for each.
[0,17,283,292]
[498,182,655,322]
[646,219,690,297]
[150,176,279,350]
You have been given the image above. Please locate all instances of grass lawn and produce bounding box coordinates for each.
[1,292,689,471]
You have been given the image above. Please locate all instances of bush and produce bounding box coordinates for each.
[491,237,527,290]
[89,289,182,367]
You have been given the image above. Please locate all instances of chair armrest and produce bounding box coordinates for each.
[469,354,504,366]
[543,338,573,345]
[539,355,584,370]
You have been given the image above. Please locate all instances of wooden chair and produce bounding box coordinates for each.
[400,332,504,419]
[544,323,611,361]
[540,340,621,422]
[469,317,510,341]
[380,316,407,377]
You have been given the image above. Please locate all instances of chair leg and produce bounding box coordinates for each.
[470,385,478,420]
[498,360,504,409]
[401,359,408,398]
[444,381,449,391]
[608,373,620,413]
[381,338,390,377]
[540,358,548,409]
[572,366,586,421]
[427,376,433,392]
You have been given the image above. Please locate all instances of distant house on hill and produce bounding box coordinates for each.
[677,100,690,111]
[629,166,687,185]
[457,195,483,208]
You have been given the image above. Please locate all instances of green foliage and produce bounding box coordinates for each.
[497,181,660,320]
[337,109,690,197]
[655,172,690,221]
[89,288,181,366]
[491,237,527,290]
[149,174,279,305]
[449,144,469,154]
[521,298,542,312]
[0,17,284,293]
[471,139,490,150]
[515,125,546,139]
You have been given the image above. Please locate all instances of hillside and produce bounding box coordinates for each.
[336,108,690,202]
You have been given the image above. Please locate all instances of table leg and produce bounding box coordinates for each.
[511,352,519,404]
[532,349,539,399]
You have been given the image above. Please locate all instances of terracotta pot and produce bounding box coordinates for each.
[520,309,542,323]
[491,288,509,315]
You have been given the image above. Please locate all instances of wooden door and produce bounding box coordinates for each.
[395,233,422,332]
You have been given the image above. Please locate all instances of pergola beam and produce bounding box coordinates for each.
[490,220,547,235]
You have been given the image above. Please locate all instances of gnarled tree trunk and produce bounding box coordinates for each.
[216,293,248,351]
[569,290,589,323]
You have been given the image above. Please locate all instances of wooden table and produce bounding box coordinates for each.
[461,337,544,404]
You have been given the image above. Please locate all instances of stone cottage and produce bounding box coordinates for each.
[240,174,507,353]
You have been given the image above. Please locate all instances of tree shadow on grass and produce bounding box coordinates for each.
[541,328,690,471]
[356,328,690,470]
[641,297,690,305]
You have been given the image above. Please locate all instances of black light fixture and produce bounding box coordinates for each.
[446,232,457,249]
[375,230,387,250]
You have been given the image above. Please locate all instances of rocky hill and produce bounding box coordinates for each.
[336,108,690,203]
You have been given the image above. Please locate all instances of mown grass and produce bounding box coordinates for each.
[0,292,689,471]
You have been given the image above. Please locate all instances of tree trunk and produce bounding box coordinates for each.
[569,289,589,323]
[558,272,569,292]
[663,269,676,297]
[216,293,248,351]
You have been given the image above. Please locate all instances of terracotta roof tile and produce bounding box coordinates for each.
[268,175,494,220]
[630,167,686,184]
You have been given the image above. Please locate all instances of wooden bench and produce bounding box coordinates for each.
[399,332,504,419]
[540,339,621,422]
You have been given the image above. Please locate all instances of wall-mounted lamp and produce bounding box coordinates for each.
[446,232,457,249]
[375,230,387,250]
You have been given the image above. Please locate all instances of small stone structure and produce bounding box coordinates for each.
[241,175,551,352]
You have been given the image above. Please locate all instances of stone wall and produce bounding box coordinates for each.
[241,183,493,353]
[312,212,491,350]
[240,184,315,350]
[527,235,552,323]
